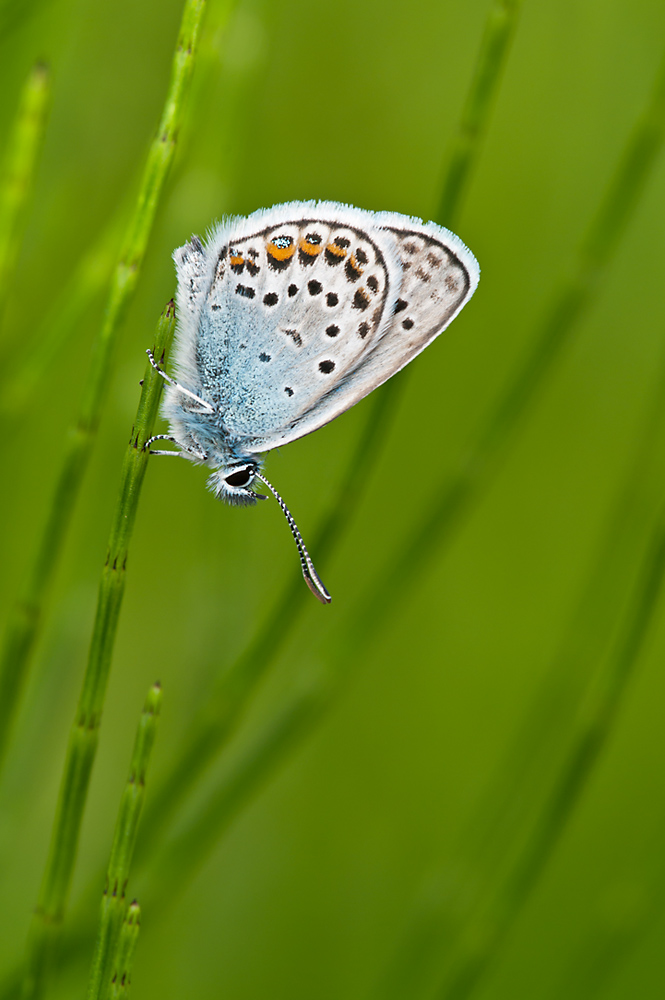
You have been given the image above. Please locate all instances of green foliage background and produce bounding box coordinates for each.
[1,0,665,998]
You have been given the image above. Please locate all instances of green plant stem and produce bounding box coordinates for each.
[433,504,665,1000]
[0,0,207,777]
[87,683,162,1000]
[108,903,140,1000]
[131,0,523,869]
[0,62,50,330]
[19,306,175,1000]
[437,0,521,228]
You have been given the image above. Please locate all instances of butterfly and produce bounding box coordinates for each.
[145,200,479,603]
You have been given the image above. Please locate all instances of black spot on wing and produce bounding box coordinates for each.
[267,257,291,272]
[352,288,370,311]
[263,292,278,306]
[319,360,335,374]
[345,256,363,282]
[236,284,255,299]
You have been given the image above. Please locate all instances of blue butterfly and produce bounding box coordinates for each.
[146,200,479,603]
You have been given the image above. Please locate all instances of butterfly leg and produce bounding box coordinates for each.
[146,348,216,413]
[143,434,205,462]
[143,433,180,451]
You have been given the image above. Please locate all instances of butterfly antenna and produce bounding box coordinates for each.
[255,472,332,605]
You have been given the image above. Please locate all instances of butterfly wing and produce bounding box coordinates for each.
[170,201,478,455]
[250,210,480,450]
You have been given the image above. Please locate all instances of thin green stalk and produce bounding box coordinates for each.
[0,62,50,330]
[0,0,208,776]
[437,0,521,228]
[19,306,175,1000]
[87,683,162,1000]
[130,0,523,868]
[108,903,140,1000]
[433,505,665,1000]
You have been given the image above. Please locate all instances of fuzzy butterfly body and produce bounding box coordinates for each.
[150,200,479,603]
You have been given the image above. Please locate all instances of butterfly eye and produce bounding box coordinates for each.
[225,467,253,488]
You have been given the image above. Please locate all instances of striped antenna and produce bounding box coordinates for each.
[255,472,331,605]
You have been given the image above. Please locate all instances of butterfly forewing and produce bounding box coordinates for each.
[190,213,402,444]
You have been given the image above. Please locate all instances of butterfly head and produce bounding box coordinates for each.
[208,463,266,506]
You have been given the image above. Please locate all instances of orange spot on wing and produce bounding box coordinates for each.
[266,240,296,261]
[298,237,323,257]
[230,253,244,267]
[325,242,347,258]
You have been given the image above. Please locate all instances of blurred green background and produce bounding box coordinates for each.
[1,0,665,998]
